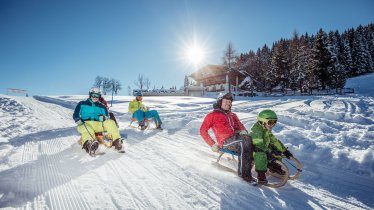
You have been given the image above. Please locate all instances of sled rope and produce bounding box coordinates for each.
[83,122,96,141]
[284,158,302,172]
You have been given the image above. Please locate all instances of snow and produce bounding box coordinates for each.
[0,74,374,209]
[345,73,374,97]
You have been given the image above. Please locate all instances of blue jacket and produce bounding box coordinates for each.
[73,99,109,122]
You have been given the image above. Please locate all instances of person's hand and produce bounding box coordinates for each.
[239,130,248,135]
[211,143,219,152]
[75,119,83,125]
[283,150,293,159]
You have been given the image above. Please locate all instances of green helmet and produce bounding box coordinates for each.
[257,109,277,123]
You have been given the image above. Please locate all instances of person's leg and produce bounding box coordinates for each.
[103,119,121,140]
[77,121,100,153]
[253,149,268,183]
[144,110,162,125]
[77,121,96,145]
[239,134,253,178]
[254,151,268,172]
[133,110,145,124]
[222,134,252,179]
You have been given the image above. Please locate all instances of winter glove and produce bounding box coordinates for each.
[211,143,219,153]
[75,119,83,125]
[141,106,149,112]
[239,130,248,135]
[283,150,293,159]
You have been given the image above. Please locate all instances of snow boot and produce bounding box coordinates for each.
[156,122,163,130]
[268,161,286,175]
[139,120,147,130]
[257,171,268,184]
[242,175,254,183]
[83,140,99,156]
[112,138,123,150]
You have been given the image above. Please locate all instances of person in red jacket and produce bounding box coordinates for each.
[200,92,253,182]
[99,96,119,127]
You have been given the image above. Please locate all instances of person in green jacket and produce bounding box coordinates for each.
[128,92,162,130]
[250,109,293,183]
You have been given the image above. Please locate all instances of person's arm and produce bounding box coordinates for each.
[73,102,82,122]
[251,123,270,152]
[200,113,215,146]
[233,113,247,132]
[128,101,138,114]
[269,133,287,153]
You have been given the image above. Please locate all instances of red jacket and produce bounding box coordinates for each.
[100,97,109,109]
[200,109,246,147]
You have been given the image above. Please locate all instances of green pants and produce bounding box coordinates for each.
[254,151,268,172]
[77,119,120,145]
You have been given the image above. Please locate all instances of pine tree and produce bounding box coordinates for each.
[340,30,353,76]
[305,34,318,94]
[259,44,272,92]
[184,75,189,89]
[352,25,373,75]
[327,30,347,91]
[289,31,302,91]
[271,39,290,92]
[365,23,374,67]
[311,28,332,90]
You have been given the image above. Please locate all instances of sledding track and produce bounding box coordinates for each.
[0,95,373,209]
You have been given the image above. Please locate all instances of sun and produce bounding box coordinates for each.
[186,45,205,66]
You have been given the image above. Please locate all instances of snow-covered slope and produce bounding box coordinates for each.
[0,89,373,209]
[345,73,374,97]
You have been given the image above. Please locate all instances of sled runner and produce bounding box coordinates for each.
[129,117,150,130]
[129,118,163,131]
[216,148,302,188]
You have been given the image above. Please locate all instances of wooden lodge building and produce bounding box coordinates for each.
[189,64,247,93]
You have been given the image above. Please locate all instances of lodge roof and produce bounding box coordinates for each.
[190,64,247,82]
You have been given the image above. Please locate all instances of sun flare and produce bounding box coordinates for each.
[186,45,205,65]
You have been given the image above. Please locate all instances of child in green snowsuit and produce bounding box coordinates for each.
[250,109,293,183]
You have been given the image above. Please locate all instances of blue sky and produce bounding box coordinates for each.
[1,0,373,96]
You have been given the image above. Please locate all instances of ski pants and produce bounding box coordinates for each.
[222,134,253,178]
[253,148,279,172]
[77,119,121,145]
[132,109,162,125]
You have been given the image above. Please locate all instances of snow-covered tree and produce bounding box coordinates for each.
[351,25,374,75]
[327,30,347,90]
[184,75,189,89]
[271,39,290,92]
[311,28,332,90]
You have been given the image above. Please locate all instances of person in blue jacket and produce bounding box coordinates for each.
[73,87,122,155]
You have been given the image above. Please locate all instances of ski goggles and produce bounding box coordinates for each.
[258,117,277,126]
[266,120,277,126]
[90,93,101,98]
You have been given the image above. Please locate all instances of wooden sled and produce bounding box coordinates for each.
[216,149,302,188]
